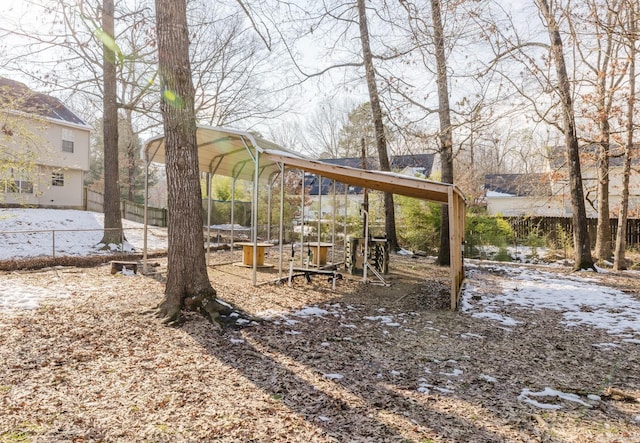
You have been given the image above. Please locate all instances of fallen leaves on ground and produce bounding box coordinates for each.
[0,252,639,442]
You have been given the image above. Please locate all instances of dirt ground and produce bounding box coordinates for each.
[1,250,639,442]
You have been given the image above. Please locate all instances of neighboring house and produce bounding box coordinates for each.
[302,153,435,220]
[0,77,90,209]
[484,173,565,217]
[547,144,640,218]
[485,144,640,218]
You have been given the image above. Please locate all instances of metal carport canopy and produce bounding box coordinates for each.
[143,125,466,310]
[144,125,294,179]
[263,151,457,203]
[145,125,460,203]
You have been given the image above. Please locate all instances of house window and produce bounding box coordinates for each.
[1,169,33,194]
[2,179,18,193]
[62,128,74,153]
[14,179,34,193]
[62,140,74,153]
[52,172,64,187]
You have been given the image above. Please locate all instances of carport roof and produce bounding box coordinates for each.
[144,125,464,204]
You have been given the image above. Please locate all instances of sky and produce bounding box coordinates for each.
[0,0,542,138]
[0,0,570,179]
[1,207,640,412]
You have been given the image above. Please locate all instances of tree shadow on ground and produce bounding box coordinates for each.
[188,322,520,442]
[185,253,640,441]
[184,265,533,442]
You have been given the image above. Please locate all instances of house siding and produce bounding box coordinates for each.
[486,147,640,219]
[40,122,91,171]
[1,86,90,209]
[37,166,85,208]
[487,196,566,217]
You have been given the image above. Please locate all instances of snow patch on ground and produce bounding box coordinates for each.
[518,387,592,410]
[479,374,498,383]
[364,315,401,327]
[0,279,70,310]
[463,265,640,341]
[0,208,169,260]
[323,373,344,380]
[440,369,463,377]
[293,306,330,318]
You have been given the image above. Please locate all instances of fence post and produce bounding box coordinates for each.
[52,230,56,258]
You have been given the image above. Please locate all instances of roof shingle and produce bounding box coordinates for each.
[0,77,87,126]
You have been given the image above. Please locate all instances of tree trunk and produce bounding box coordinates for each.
[100,0,124,246]
[536,0,594,270]
[123,110,137,202]
[430,0,454,266]
[356,0,398,250]
[595,136,611,261]
[361,137,369,239]
[594,3,616,262]
[614,2,636,271]
[155,0,229,325]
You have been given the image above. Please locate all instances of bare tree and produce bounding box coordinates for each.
[266,119,311,155]
[393,0,505,261]
[535,0,594,270]
[0,0,152,245]
[357,0,398,250]
[425,0,455,266]
[189,0,288,127]
[100,0,124,246]
[154,0,229,325]
[305,99,352,159]
[393,0,455,263]
[2,0,282,214]
[573,0,625,261]
[590,1,616,261]
[613,0,637,271]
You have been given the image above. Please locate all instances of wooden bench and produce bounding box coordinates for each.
[110,260,138,275]
[277,266,343,290]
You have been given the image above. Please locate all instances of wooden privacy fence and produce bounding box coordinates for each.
[85,188,168,227]
[504,216,640,247]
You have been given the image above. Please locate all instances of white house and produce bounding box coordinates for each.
[0,78,90,209]
[484,173,566,217]
[548,144,640,218]
[485,144,640,218]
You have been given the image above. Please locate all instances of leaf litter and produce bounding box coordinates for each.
[0,253,639,442]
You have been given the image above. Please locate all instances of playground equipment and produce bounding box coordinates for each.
[345,208,390,286]
[275,243,343,290]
